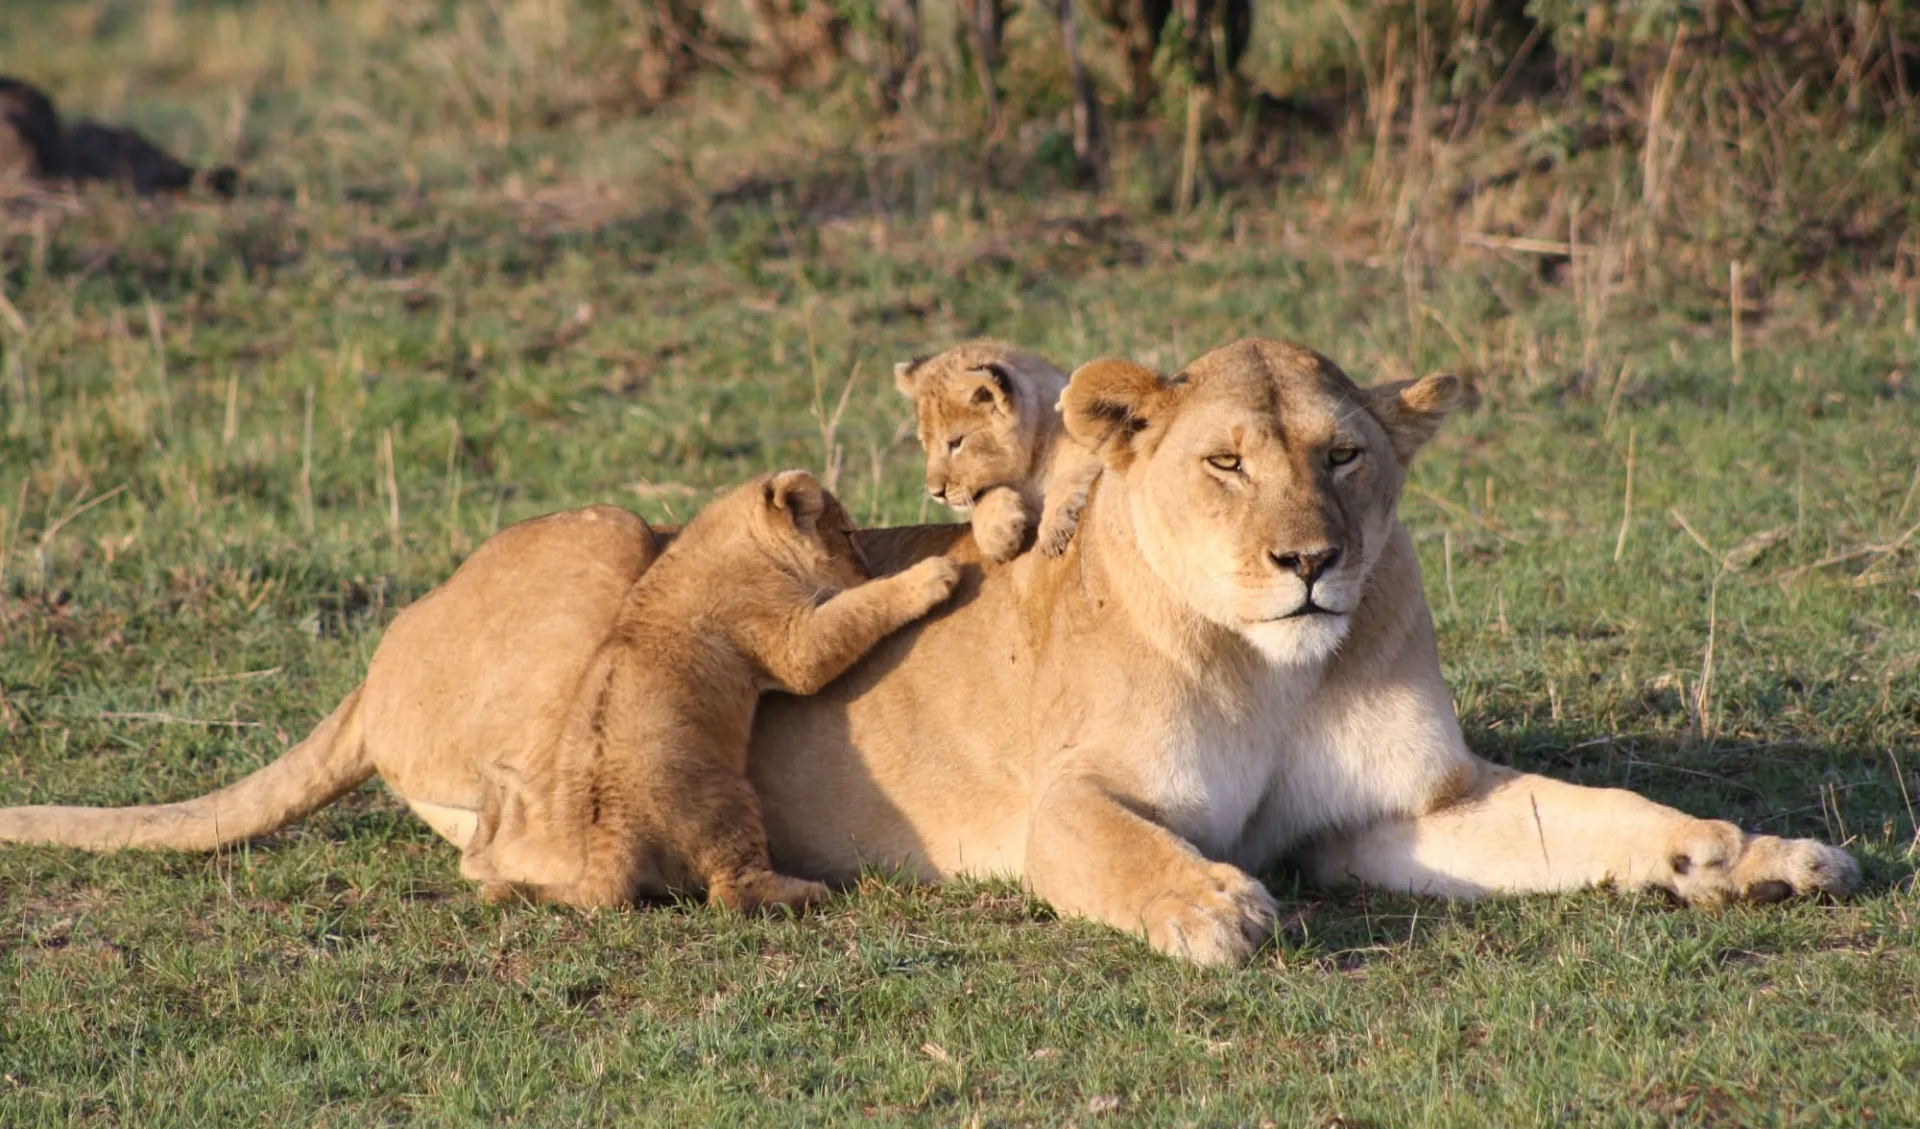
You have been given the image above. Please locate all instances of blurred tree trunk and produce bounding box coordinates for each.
[744,0,847,87]
[957,0,1010,127]
[1088,0,1172,108]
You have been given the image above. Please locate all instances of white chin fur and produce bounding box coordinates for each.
[1242,614,1350,666]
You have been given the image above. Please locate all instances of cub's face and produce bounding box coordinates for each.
[895,343,1066,514]
[912,380,1028,512]
[1062,340,1461,667]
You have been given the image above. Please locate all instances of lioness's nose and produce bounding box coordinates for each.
[1271,546,1341,584]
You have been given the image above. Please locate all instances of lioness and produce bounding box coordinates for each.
[460,469,960,911]
[0,339,1857,965]
[894,340,1102,561]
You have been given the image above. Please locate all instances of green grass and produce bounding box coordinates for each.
[4,3,1920,1125]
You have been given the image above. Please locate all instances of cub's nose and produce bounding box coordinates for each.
[1270,546,1341,584]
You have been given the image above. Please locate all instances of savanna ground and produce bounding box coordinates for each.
[3,1,1919,1124]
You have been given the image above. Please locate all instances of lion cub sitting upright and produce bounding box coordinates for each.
[461,470,960,912]
[895,340,1102,562]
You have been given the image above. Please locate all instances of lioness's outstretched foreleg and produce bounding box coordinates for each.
[1302,760,1859,903]
[0,687,375,851]
[1026,774,1278,967]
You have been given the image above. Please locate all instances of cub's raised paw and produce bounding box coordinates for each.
[709,870,831,914]
[900,556,962,611]
[971,492,1031,563]
[1036,507,1085,558]
[1140,862,1278,967]
[1662,820,1860,905]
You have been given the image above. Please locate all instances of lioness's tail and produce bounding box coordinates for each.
[0,687,374,851]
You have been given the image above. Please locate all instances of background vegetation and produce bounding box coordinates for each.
[2,0,1917,1124]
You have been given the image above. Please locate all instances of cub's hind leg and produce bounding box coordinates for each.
[666,759,828,913]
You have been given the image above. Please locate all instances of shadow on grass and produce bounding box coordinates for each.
[2,132,1152,305]
[1464,720,1906,851]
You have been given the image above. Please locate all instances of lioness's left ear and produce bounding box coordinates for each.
[1060,358,1179,471]
[1366,373,1465,464]
[765,469,827,534]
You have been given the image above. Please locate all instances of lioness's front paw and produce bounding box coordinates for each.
[1661,820,1859,905]
[900,556,962,612]
[1140,862,1278,967]
[971,494,1030,563]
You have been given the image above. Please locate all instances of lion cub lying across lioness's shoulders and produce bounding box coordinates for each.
[461,470,961,911]
[895,340,1102,562]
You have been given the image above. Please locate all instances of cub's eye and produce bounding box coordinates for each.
[947,435,965,453]
[1327,446,1361,468]
[1205,453,1242,473]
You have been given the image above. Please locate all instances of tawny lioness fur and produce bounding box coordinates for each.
[459,469,960,911]
[0,339,1858,966]
[895,340,1102,561]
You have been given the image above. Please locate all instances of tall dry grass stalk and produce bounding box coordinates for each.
[381,427,401,556]
[1730,259,1744,384]
[1613,426,1636,563]
[298,385,315,535]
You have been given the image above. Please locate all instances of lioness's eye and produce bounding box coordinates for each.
[1206,453,1242,473]
[1328,446,1361,467]
[948,435,964,453]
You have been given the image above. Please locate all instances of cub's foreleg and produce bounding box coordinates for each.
[759,557,961,694]
[1035,457,1100,558]
[969,487,1032,563]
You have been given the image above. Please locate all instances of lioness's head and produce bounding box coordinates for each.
[894,341,1069,512]
[1061,339,1462,666]
[743,469,869,588]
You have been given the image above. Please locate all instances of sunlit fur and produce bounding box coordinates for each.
[458,470,961,911]
[895,340,1102,562]
[0,339,1858,969]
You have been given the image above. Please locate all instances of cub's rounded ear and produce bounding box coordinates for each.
[1060,358,1178,471]
[765,469,827,533]
[965,363,1014,414]
[893,355,931,398]
[1366,373,1466,464]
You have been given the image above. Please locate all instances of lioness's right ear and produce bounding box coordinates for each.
[893,356,930,398]
[1061,358,1178,471]
[766,469,827,534]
